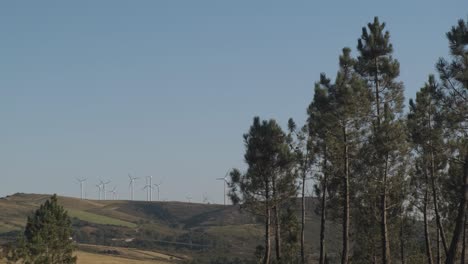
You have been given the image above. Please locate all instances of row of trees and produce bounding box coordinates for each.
[229,17,467,264]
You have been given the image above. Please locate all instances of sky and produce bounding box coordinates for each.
[0,1,466,203]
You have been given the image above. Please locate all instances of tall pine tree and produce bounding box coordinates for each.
[228,117,296,264]
[355,17,406,264]
[436,18,468,264]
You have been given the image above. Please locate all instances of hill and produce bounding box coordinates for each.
[0,193,341,263]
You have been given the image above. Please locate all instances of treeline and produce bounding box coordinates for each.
[228,17,467,264]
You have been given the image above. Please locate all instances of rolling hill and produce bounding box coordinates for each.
[0,193,341,263]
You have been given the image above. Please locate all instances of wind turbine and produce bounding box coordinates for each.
[143,176,153,201]
[142,182,152,201]
[186,195,192,203]
[96,183,103,200]
[128,174,139,201]
[100,180,111,200]
[202,193,210,204]
[76,178,87,200]
[153,181,162,201]
[216,169,231,206]
[108,186,117,200]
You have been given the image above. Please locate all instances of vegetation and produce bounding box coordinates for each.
[229,17,467,264]
[67,209,137,228]
[228,117,297,264]
[6,194,76,264]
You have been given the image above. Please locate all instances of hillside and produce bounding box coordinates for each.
[0,193,341,263]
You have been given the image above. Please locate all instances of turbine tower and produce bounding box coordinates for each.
[128,174,139,201]
[148,176,153,201]
[100,180,111,200]
[142,182,151,201]
[216,169,231,206]
[108,186,117,200]
[153,181,162,201]
[202,193,210,204]
[96,183,103,200]
[143,176,153,201]
[76,178,87,200]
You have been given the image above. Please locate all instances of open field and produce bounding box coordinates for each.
[76,251,170,264]
[67,209,137,228]
[75,244,184,264]
[0,244,184,264]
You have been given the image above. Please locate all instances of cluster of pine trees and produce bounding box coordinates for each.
[228,17,467,264]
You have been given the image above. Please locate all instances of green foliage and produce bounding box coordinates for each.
[229,117,298,263]
[228,117,297,212]
[6,194,76,264]
[435,18,468,264]
[352,16,409,264]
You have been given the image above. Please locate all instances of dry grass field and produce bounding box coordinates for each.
[75,251,174,264]
[0,244,184,264]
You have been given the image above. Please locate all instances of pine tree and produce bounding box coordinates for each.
[355,17,406,264]
[307,48,370,263]
[408,75,449,263]
[286,118,313,264]
[228,117,296,264]
[307,74,334,264]
[7,194,76,264]
[435,18,468,264]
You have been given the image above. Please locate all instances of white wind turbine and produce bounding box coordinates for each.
[100,180,111,200]
[76,178,87,200]
[216,169,231,206]
[202,193,210,204]
[153,181,162,201]
[96,183,103,200]
[128,174,139,201]
[108,186,117,200]
[143,176,153,201]
[142,183,151,201]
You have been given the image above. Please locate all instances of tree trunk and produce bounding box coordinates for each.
[461,213,466,264]
[319,150,328,264]
[264,206,271,264]
[437,228,441,264]
[301,172,306,264]
[381,157,391,264]
[272,176,281,262]
[341,126,350,264]
[431,151,449,255]
[424,169,434,264]
[400,221,406,264]
[264,180,271,264]
[445,149,468,264]
[274,205,281,261]
[374,56,391,264]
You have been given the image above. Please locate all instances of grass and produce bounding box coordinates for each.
[206,224,262,239]
[75,251,175,264]
[76,244,183,263]
[67,209,137,228]
[0,251,175,264]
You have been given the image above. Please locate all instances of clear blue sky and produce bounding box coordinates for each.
[0,1,466,203]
